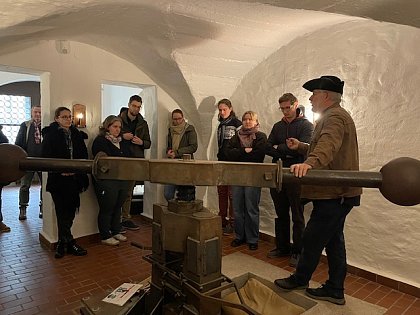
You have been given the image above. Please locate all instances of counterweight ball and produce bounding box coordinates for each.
[0,144,26,183]
[380,157,420,206]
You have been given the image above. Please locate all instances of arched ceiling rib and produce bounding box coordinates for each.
[0,0,418,129]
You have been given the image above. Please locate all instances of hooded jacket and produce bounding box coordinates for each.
[266,108,313,167]
[166,123,198,159]
[119,109,151,158]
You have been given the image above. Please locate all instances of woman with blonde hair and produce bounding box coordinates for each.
[224,111,267,250]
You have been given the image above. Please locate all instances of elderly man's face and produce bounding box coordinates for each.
[309,90,328,113]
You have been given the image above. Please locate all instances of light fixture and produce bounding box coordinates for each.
[72,104,86,128]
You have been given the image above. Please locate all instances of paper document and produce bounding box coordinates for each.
[102,283,143,306]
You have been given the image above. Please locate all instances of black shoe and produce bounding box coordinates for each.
[274,275,308,291]
[121,220,140,231]
[248,243,258,251]
[230,239,245,247]
[289,253,300,267]
[67,241,87,256]
[305,285,346,305]
[19,207,27,220]
[267,248,291,258]
[55,241,66,259]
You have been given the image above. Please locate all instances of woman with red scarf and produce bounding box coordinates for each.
[224,111,267,250]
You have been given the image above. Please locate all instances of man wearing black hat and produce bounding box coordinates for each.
[274,76,362,305]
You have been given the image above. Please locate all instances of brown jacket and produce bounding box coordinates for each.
[297,103,362,199]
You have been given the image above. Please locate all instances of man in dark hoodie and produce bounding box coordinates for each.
[119,95,151,230]
[266,93,313,267]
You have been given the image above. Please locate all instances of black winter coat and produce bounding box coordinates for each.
[224,131,267,163]
[41,122,89,194]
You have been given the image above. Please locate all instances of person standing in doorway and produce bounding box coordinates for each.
[119,95,151,231]
[164,109,198,201]
[216,99,242,234]
[15,105,43,220]
[274,76,362,306]
[266,94,313,267]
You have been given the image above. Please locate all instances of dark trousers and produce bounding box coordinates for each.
[217,185,234,227]
[19,171,42,207]
[94,179,130,240]
[270,184,304,253]
[295,198,353,292]
[51,191,78,243]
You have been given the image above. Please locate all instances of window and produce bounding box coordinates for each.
[0,95,31,144]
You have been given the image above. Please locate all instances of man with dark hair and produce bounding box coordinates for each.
[15,105,43,220]
[119,95,151,230]
[266,93,313,267]
[274,76,362,306]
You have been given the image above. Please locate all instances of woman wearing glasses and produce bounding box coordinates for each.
[42,107,89,258]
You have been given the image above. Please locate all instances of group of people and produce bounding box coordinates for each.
[0,74,361,306]
[215,75,361,306]
[43,95,151,257]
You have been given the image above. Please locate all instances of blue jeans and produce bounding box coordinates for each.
[164,185,177,201]
[294,198,355,292]
[231,186,261,245]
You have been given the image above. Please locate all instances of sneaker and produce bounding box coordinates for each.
[274,275,308,291]
[0,222,11,233]
[121,220,140,231]
[289,253,300,267]
[101,237,120,246]
[113,233,127,242]
[230,239,245,247]
[267,248,291,258]
[222,224,233,235]
[305,285,346,305]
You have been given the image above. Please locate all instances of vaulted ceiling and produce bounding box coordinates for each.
[1,0,418,118]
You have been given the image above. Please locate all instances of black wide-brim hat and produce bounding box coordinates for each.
[303,75,344,94]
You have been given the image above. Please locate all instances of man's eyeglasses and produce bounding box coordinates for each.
[59,115,72,120]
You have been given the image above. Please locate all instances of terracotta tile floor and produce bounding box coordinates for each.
[1,185,419,314]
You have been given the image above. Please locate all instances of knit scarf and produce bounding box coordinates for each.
[60,127,73,159]
[170,121,187,151]
[105,132,122,148]
[238,124,259,148]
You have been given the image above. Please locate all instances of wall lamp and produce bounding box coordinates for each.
[72,104,86,128]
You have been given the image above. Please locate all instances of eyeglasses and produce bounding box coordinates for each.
[59,115,72,119]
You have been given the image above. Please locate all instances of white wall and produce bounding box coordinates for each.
[229,19,420,287]
[0,40,179,242]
